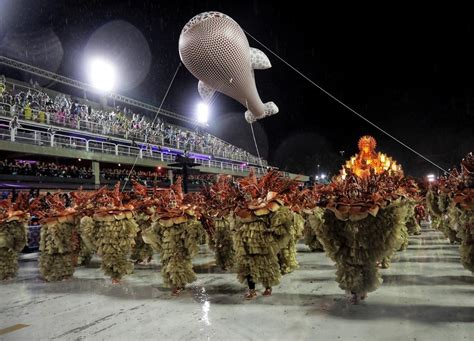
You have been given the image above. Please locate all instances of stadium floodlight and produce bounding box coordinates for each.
[321,173,326,179]
[196,102,209,123]
[87,57,116,92]
[427,174,436,182]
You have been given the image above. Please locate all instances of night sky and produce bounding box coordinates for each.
[1,1,473,177]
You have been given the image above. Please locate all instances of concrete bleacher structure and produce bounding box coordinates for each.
[0,60,308,189]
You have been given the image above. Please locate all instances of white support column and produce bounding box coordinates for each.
[168,169,173,185]
[92,161,100,189]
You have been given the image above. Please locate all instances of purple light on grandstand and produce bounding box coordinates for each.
[16,160,38,164]
[188,152,211,161]
[161,150,179,156]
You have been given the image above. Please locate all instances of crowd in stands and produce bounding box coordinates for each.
[0,76,265,165]
[101,168,166,183]
[0,159,93,179]
[0,159,217,186]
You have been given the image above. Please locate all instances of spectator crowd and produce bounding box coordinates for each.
[0,76,265,165]
[0,159,217,186]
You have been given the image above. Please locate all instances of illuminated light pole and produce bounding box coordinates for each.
[196,102,209,124]
[87,57,116,92]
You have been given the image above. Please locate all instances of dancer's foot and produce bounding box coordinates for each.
[262,287,272,297]
[111,278,121,285]
[244,289,257,300]
[138,257,152,265]
[349,292,359,305]
[172,287,184,296]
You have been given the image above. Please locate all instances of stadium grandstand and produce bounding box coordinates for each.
[0,57,307,195]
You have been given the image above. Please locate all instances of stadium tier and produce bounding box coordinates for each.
[0,73,307,191]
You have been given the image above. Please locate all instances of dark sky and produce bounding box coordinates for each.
[1,1,473,177]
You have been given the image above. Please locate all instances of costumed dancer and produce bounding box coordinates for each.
[414,203,426,229]
[233,171,297,299]
[128,181,155,265]
[449,153,474,272]
[441,172,463,244]
[278,183,305,275]
[32,194,79,281]
[316,173,407,304]
[201,175,238,271]
[318,136,407,303]
[402,178,423,236]
[70,189,96,266]
[82,184,138,284]
[0,193,28,280]
[299,186,325,252]
[142,178,204,295]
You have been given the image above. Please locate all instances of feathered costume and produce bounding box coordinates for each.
[0,194,28,280]
[201,176,237,271]
[80,184,138,282]
[316,173,407,303]
[142,178,204,295]
[233,171,300,298]
[31,194,79,281]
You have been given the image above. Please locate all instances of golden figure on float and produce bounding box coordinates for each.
[341,135,403,179]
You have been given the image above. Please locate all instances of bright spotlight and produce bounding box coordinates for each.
[321,173,326,179]
[427,174,436,182]
[87,58,116,92]
[196,103,209,123]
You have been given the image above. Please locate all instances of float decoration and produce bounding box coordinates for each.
[179,11,278,123]
[340,135,403,180]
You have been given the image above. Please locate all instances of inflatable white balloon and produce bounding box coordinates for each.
[179,11,278,123]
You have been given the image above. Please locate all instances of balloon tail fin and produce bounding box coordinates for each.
[245,102,278,123]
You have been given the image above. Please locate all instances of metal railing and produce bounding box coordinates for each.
[0,123,266,175]
[0,93,266,166]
